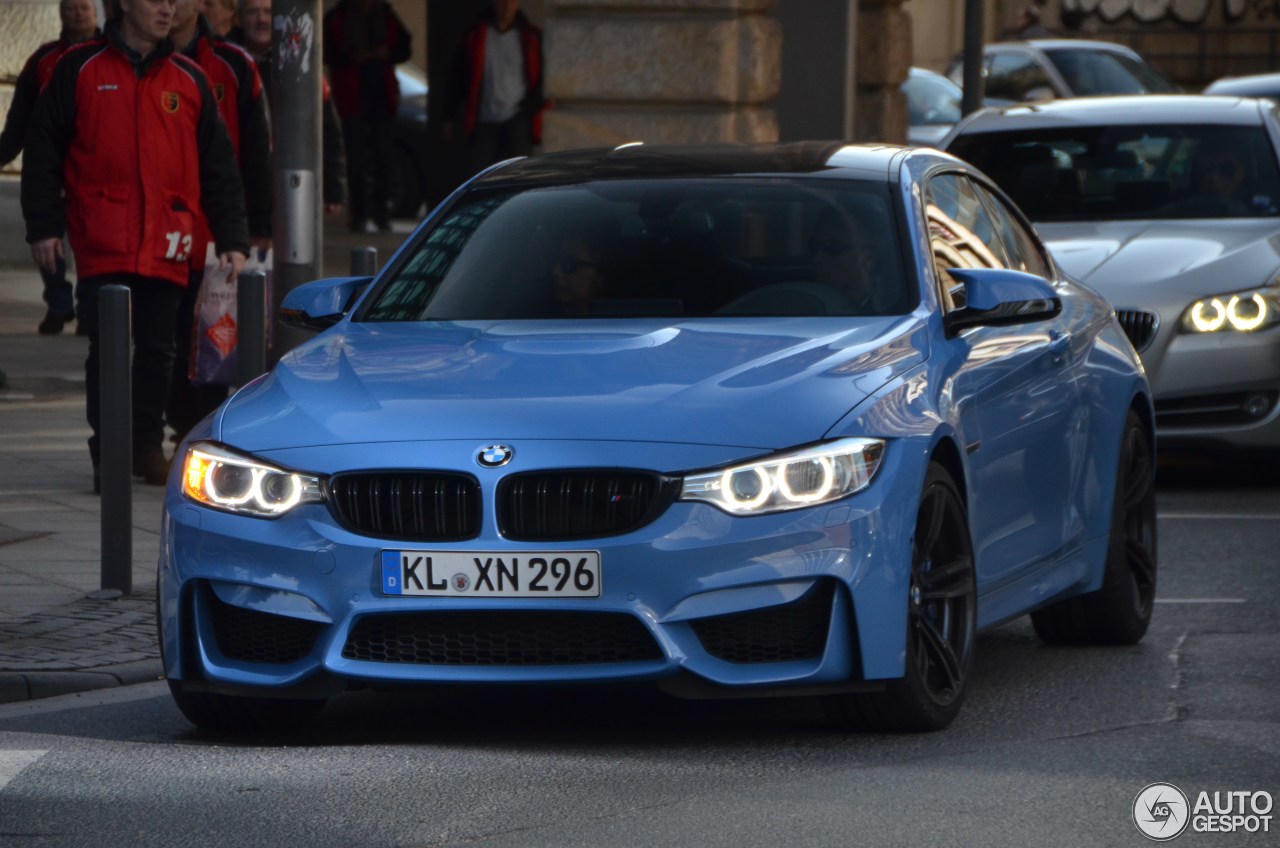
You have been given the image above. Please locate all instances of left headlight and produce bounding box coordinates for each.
[679,438,886,516]
[1180,284,1280,334]
[182,442,323,518]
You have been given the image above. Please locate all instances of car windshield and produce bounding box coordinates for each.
[1042,48,1178,95]
[904,72,962,127]
[362,178,915,321]
[947,123,1280,221]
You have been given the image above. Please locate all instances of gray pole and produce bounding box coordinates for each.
[270,0,324,365]
[350,246,377,277]
[98,284,132,597]
[961,0,986,116]
[237,270,268,385]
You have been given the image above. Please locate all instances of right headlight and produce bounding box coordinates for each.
[679,438,886,516]
[182,442,323,518]
[1180,284,1280,334]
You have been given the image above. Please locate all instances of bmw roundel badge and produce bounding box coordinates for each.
[477,444,513,467]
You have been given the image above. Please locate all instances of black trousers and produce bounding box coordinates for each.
[82,275,183,464]
[468,116,533,175]
[342,111,395,226]
[166,268,229,442]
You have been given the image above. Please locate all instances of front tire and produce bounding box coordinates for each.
[1031,409,1156,645]
[825,462,976,732]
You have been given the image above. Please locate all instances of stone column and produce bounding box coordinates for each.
[543,0,781,151]
[854,0,910,143]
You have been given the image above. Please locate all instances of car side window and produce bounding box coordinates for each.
[986,52,1054,102]
[970,179,1053,280]
[924,173,1011,311]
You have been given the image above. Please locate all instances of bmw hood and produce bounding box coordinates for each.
[1040,219,1280,300]
[217,318,926,452]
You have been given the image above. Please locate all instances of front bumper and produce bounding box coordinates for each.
[159,441,922,699]
[1144,325,1280,449]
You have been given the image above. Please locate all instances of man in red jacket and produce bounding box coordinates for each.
[0,0,100,335]
[21,0,249,491]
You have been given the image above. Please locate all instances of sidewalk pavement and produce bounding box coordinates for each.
[0,218,413,704]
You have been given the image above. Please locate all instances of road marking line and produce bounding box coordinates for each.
[0,750,47,791]
[1155,598,1247,604]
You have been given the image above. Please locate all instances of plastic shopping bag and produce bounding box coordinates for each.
[190,245,273,386]
[191,245,238,386]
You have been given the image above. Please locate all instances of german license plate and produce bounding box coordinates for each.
[380,551,601,598]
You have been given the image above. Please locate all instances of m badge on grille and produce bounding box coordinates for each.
[477,444,513,467]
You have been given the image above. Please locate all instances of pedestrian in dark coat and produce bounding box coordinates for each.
[0,0,100,336]
[323,0,411,232]
[21,0,250,490]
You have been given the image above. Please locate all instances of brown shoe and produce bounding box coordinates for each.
[38,310,74,335]
[132,448,171,485]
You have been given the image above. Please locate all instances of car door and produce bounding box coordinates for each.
[926,171,1081,587]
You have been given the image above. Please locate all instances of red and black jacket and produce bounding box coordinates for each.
[0,29,101,167]
[182,16,272,254]
[443,8,545,143]
[21,20,249,286]
[323,0,412,119]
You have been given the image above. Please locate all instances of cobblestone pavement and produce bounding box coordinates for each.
[0,194,409,704]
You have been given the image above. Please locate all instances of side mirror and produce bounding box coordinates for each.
[943,268,1061,336]
[278,276,373,331]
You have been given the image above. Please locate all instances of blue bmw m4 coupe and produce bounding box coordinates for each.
[160,142,1156,734]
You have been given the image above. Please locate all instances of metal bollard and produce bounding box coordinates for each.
[350,246,377,277]
[237,270,267,386]
[99,284,132,596]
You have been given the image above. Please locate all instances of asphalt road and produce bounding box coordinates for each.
[0,451,1276,848]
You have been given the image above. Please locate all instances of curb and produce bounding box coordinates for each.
[0,659,165,705]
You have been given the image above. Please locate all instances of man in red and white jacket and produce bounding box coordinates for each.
[21,0,249,491]
[0,0,100,335]
[166,0,271,443]
[442,0,545,175]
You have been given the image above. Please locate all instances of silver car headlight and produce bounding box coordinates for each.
[1180,285,1280,334]
[679,438,886,516]
[182,442,323,518]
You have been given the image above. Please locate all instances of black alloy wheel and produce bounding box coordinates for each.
[825,462,976,732]
[907,467,977,710]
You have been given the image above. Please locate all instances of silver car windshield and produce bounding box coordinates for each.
[1042,48,1179,96]
[948,123,1280,222]
[363,178,916,321]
